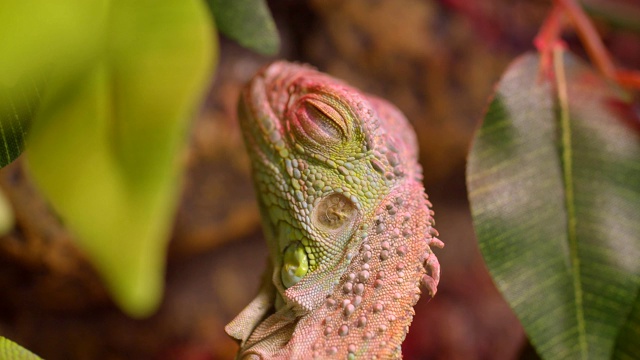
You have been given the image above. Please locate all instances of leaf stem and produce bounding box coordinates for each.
[537,0,640,90]
[555,0,616,80]
[534,4,565,80]
[553,46,587,359]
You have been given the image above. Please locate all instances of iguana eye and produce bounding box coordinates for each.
[291,95,349,145]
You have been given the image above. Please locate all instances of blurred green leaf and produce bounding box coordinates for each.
[0,1,99,88]
[0,84,33,167]
[25,0,217,317]
[0,336,42,360]
[467,51,640,359]
[208,0,280,55]
[0,0,98,168]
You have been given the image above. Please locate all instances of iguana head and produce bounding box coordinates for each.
[233,61,442,359]
[239,62,421,304]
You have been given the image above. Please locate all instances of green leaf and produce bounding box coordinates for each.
[0,1,99,89]
[25,0,216,317]
[0,84,33,167]
[0,1,101,167]
[467,51,640,359]
[0,337,42,360]
[208,0,280,55]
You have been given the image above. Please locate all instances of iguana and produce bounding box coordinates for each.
[226,62,443,359]
[0,337,42,360]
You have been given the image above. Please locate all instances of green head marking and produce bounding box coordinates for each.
[282,241,309,288]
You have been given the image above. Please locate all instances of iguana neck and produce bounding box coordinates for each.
[238,180,441,359]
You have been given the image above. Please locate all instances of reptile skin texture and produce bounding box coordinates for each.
[226,62,443,359]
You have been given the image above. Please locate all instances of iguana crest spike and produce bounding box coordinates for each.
[226,61,443,359]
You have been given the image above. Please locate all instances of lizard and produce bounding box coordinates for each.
[226,61,443,359]
[0,337,42,360]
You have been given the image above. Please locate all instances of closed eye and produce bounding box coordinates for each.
[291,94,350,146]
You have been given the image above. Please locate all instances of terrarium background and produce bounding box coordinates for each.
[1,0,639,358]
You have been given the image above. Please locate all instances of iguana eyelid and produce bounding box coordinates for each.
[290,94,350,145]
[305,97,350,136]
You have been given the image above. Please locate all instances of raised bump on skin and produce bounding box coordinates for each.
[281,241,309,288]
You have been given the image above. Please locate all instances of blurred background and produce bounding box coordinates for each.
[1,0,639,358]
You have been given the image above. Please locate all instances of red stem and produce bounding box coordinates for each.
[555,0,616,80]
[534,5,565,80]
[535,0,640,90]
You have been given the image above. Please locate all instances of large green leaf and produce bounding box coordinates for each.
[0,2,98,86]
[0,337,42,360]
[208,0,280,55]
[467,51,640,359]
[0,1,102,167]
[0,84,32,167]
[25,0,216,317]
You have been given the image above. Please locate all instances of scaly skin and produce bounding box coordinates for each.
[0,337,42,360]
[226,62,443,359]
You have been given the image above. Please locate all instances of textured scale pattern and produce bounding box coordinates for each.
[226,62,443,359]
[294,184,440,359]
[0,337,42,360]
